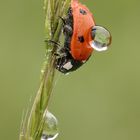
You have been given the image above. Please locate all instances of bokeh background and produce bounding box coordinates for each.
[0,0,140,139]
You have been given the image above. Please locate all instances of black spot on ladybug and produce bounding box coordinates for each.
[79,9,87,15]
[78,36,85,43]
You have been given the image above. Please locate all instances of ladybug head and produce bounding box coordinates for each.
[90,26,111,52]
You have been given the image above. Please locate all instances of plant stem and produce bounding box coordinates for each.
[19,0,71,140]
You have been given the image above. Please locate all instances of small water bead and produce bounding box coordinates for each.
[41,111,59,140]
[90,26,111,51]
[65,72,70,75]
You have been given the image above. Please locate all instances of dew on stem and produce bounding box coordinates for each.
[41,111,59,140]
[19,0,71,139]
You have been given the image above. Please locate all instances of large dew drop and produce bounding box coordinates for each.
[41,111,59,140]
[90,25,111,52]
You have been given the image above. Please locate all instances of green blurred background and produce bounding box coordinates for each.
[0,0,140,139]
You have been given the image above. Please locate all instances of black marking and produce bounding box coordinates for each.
[68,7,73,15]
[79,9,87,15]
[91,28,96,40]
[78,36,85,43]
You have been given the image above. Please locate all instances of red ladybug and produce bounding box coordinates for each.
[55,0,111,73]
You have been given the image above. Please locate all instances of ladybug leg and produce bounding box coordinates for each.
[45,39,61,47]
[55,47,69,58]
[59,16,66,25]
[45,39,70,58]
[44,39,63,56]
[63,25,73,37]
[59,16,73,36]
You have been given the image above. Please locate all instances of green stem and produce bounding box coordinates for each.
[19,0,71,140]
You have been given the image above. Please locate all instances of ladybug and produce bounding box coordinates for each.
[55,0,111,74]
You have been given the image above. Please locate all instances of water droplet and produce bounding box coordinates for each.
[47,49,52,53]
[41,111,59,140]
[41,69,45,74]
[90,26,111,52]
[65,73,70,76]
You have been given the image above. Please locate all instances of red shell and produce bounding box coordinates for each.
[70,0,95,61]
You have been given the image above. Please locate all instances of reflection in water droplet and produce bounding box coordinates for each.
[90,25,111,52]
[41,133,58,140]
[41,111,59,140]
